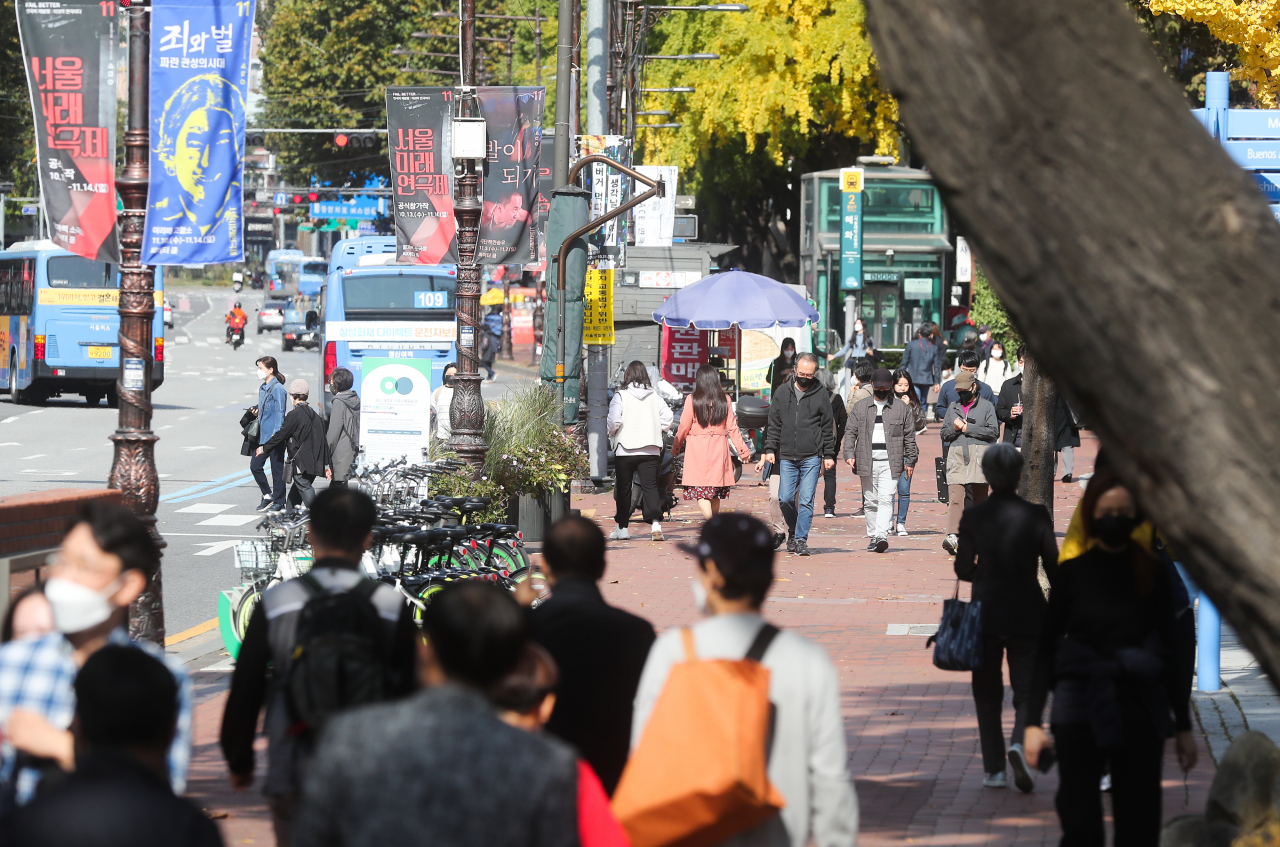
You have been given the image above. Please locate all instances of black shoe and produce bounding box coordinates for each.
[256,497,273,512]
[1061,474,1072,483]
[874,537,889,554]
[866,539,878,552]
[786,534,797,553]
[795,539,810,556]
[772,532,787,551]
[1008,745,1035,794]
[823,509,835,519]
[267,503,286,513]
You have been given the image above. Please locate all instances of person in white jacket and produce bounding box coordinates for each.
[607,360,673,541]
[975,341,1018,396]
[632,513,859,847]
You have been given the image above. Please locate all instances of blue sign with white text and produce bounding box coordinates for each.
[142,0,255,264]
[414,290,448,309]
[839,191,862,291]
[309,196,386,221]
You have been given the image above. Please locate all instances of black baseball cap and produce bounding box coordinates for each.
[871,368,894,389]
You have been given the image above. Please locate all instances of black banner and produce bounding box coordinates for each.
[386,86,545,267]
[17,0,120,262]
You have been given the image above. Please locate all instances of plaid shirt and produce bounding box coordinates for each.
[0,628,192,803]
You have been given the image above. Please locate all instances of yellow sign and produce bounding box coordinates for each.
[840,167,864,193]
[37,289,166,307]
[583,269,615,346]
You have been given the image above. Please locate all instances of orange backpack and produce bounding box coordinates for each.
[612,624,785,847]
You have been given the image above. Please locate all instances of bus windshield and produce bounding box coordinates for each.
[302,262,328,275]
[47,256,118,288]
[342,274,456,314]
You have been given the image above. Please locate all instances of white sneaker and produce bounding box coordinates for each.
[942,534,959,555]
[609,527,630,540]
[651,521,664,541]
[982,771,1008,789]
[896,522,908,537]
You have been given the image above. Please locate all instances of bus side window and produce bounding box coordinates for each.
[0,260,14,315]
[22,261,34,314]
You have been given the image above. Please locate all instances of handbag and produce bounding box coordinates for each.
[926,580,983,671]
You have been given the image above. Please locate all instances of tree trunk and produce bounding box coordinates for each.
[863,0,1280,687]
[1018,355,1056,516]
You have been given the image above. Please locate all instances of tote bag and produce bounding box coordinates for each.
[925,581,983,671]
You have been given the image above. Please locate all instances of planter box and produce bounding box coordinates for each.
[507,488,571,543]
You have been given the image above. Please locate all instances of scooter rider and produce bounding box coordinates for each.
[226,302,248,343]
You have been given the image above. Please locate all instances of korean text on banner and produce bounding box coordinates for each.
[358,358,435,464]
[142,0,255,265]
[839,167,863,291]
[574,135,631,265]
[661,325,708,392]
[583,269,614,345]
[17,0,120,262]
[633,165,677,247]
[386,86,546,267]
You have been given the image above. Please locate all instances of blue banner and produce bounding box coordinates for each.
[142,0,255,264]
[839,190,862,290]
[310,196,386,221]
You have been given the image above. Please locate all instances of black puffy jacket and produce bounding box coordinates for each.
[764,378,835,461]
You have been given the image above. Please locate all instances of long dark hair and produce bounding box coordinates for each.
[256,355,285,384]
[692,363,728,428]
[892,368,920,409]
[1077,472,1158,594]
[622,360,651,388]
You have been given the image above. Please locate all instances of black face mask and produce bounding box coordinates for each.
[957,389,974,403]
[443,373,456,386]
[795,375,815,389]
[873,389,890,401]
[1093,514,1138,548]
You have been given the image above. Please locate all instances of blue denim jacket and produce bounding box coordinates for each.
[258,379,288,442]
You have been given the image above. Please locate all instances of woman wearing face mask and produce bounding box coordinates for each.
[251,356,289,512]
[1023,475,1197,847]
[673,364,752,521]
[889,369,927,536]
[767,337,797,394]
[431,363,458,448]
[827,319,877,369]
[976,341,1017,396]
[940,371,998,554]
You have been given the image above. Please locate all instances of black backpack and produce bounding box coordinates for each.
[285,574,391,734]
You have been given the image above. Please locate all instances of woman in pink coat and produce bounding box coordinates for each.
[672,364,752,520]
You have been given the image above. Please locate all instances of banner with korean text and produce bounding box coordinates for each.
[142,0,255,264]
[386,86,545,266]
[16,0,120,262]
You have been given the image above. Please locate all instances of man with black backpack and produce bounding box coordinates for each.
[220,488,417,847]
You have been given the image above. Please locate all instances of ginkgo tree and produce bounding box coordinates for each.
[1146,0,1280,104]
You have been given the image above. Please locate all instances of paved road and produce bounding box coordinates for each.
[0,284,536,634]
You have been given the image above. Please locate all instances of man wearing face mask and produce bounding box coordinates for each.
[843,369,918,553]
[762,353,836,557]
[0,502,192,805]
[941,371,999,554]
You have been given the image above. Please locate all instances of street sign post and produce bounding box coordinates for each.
[839,167,863,291]
[1195,72,1280,237]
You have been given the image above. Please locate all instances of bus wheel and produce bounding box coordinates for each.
[84,390,103,407]
[106,386,119,409]
[8,355,31,406]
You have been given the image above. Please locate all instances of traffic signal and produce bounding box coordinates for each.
[292,195,303,204]
[307,192,319,202]
[334,131,378,149]
[246,130,266,147]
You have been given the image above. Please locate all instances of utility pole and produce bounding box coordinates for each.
[585,0,608,478]
[586,0,606,133]
[446,0,488,467]
[113,3,165,645]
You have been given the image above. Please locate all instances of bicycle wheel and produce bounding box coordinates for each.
[508,566,551,607]
[421,546,478,571]
[233,588,262,643]
[488,540,531,575]
[410,580,447,626]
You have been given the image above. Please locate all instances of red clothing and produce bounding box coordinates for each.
[577,760,629,847]
[671,395,750,488]
[226,309,247,329]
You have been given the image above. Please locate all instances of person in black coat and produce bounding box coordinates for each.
[953,444,1058,793]
[517,516,655,795]
[258,378,329,513]
[2,646,224,847]
[817,368,848,518]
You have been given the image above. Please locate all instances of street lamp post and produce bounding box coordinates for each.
[112,3,165,645]
[446,0,488,467]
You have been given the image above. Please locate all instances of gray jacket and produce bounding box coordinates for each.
[294,685,580,847]
[326,391,361,482]
[842,396,919,479]
[940,396,999,457]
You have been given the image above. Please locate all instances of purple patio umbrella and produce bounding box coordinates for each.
[650,270,819,329]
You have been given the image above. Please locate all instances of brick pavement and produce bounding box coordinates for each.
[185,424,1215,846]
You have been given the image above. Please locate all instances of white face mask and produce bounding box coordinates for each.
[44,577,122,634]
[691,579,710,615]
[258,368,270,381]
[854,323,863,333]
[980,332,990,342]
[991,349,1003,360]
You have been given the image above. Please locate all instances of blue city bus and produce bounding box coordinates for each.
[296,256,327,300]
[319,236,457,412]
[265,248,304,293]
[0,240,165,406]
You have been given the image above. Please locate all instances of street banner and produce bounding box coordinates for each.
[386,86,546,266]
[142,0,255,264]
[16,0,120,262]
[574,135,631,265]
[583,268,614,345]
[839,167,863,290]
[531,159,553,272]
[661,324,707,392]
[358,358,434,463]
[633,165,677,247]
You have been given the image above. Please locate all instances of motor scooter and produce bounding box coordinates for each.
[230,325,245,350]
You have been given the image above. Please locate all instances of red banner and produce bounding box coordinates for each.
[661,325,708,392]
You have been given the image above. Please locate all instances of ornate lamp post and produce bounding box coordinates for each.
[446,0,487,466]
[112,3,165,645]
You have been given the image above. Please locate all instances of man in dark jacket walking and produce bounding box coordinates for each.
[258,379,329,513]
[995,346,1081,480]
[901,323,940,406]
[325,369,360,487]
[818,368,848,519]
[763,353,835,557]
[953,444,1058,793]
[844,368,918,553]
[520,516,654,795]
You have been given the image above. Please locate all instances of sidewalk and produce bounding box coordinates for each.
[181,425,1220,846]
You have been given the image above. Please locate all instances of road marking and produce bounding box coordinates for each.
[21,470,77,476]
[182,445,215,451]
[194,342,208,347]
[201,658,236,672]
[27,410,44,415]
[172,336,190,345]
[176,503,235,514]
[21,454,45,459]
[159,470,253,502]
[0,442,19,446]
[196,514,261,527]
[158,425,172,430]
[164,617,219,646]
[885,624,939,636]
[161,532,259,537]
[206,337,223,344]
[193,539,243,556]
[1,416,19,424]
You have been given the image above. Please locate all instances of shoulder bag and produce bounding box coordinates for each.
[925,580,983,671]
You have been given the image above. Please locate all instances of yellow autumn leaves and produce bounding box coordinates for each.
[638,0,899,168]
[1148,0,1280,105]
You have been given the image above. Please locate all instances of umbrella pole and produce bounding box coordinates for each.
[735,324,741,401]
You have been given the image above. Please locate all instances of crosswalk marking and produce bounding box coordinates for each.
[193,540,243,556]
[196,514,261,527]
[175,503,234,514]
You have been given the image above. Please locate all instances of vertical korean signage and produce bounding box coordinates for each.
[633,165,677,247]
[660,325,708,392]
[582,269,614,345]
[839,167,863,291]
[143,0,255,264]
[386,86,546,266]
[17,0,120,262]
[575,135,630,264]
